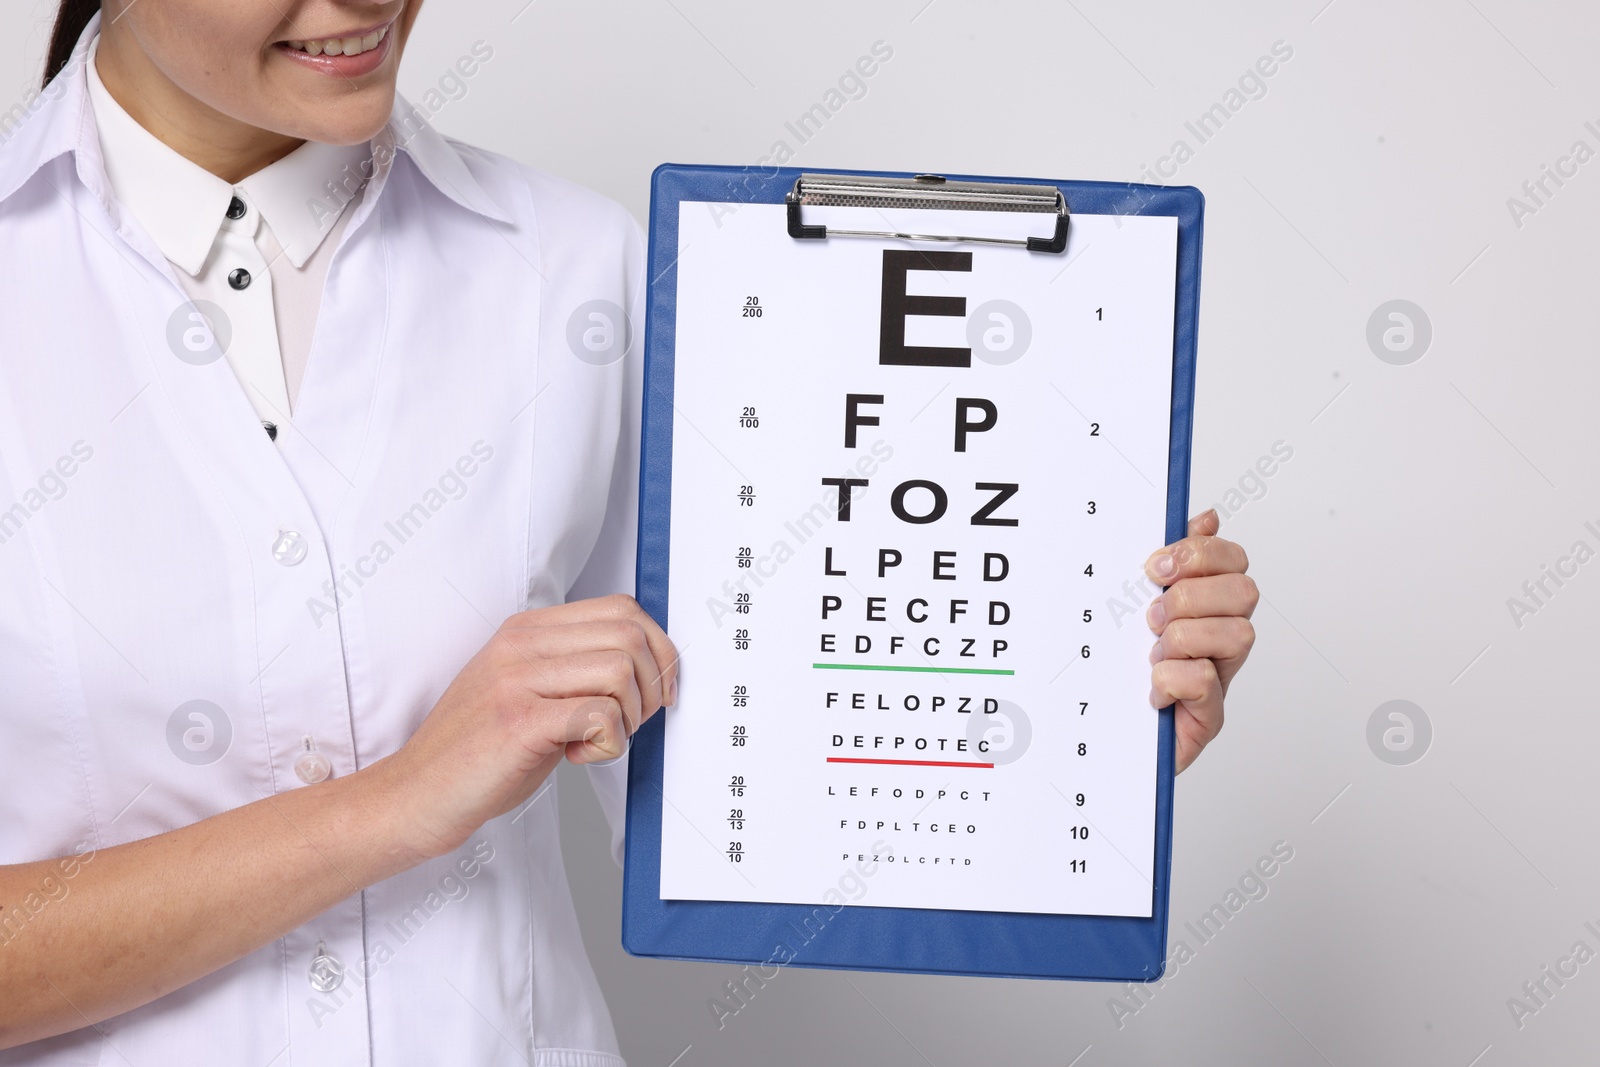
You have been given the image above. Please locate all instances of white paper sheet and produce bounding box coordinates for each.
[658,202,1178,917]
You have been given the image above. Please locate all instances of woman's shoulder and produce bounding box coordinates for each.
[443,138,643,249]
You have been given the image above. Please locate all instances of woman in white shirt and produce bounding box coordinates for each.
[0,1,1258,1062]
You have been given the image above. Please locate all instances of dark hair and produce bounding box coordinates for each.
[43,0,99,89]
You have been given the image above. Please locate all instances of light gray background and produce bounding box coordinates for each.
[6,1,1596,1064]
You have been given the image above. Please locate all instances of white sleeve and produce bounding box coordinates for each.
[565,214,648,869]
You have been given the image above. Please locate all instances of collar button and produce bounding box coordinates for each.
[226,196,247,220]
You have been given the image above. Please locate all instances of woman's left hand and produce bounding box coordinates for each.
[1143,509,1257,773]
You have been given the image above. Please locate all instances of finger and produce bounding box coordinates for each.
[1187,508,1220,538]
[1149,616,1255,691]
[1149,658,1223,774]
[589,594,681,709]
[1146,573,1259,632]
[539,695,629,764]
[520,650,645,734]
[1144,533,1248,585]
[566,726,626,765]
[510,594,680,707]
[502,618,667,719]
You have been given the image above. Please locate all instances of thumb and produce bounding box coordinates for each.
[1187,508,1220,538]
[541,695,628,765]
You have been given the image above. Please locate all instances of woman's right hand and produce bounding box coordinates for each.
[0,593,676,1048]
[369,594,678,862]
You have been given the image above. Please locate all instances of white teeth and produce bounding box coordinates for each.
[287,24,388,57]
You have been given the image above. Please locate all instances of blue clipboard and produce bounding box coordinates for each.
[623,163,1202,982]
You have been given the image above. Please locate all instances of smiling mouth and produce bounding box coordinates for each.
[282,22,392,57]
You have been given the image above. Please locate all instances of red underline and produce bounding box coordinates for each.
[826,757,994,769]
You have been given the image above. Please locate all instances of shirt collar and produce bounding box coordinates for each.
[0,11,100,209]
[82,37,231,275]
[366,96,513,226]
[0,11,511,256]
[84,35,374,273]
[237,140,372,268]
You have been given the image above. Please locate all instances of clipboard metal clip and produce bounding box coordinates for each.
[785,172,1069,253]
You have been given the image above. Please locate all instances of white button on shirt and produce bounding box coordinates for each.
[85,34,368,433]
[0,14,641,1067]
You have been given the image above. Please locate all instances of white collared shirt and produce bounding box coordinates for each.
[0,14,640,1066]
[84,35,367,436]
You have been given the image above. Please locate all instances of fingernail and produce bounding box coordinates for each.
[1146,597,1166,631]
[665,677,678,707]
[1151,553,1177,579]
[1148,639,1163,665]
[1149,687,1165,709]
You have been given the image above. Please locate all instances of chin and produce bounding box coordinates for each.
[285,98,397,147]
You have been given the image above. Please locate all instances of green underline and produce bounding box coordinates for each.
[811,662,1015,676]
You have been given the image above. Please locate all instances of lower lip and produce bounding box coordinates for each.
[274,27,394,77]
